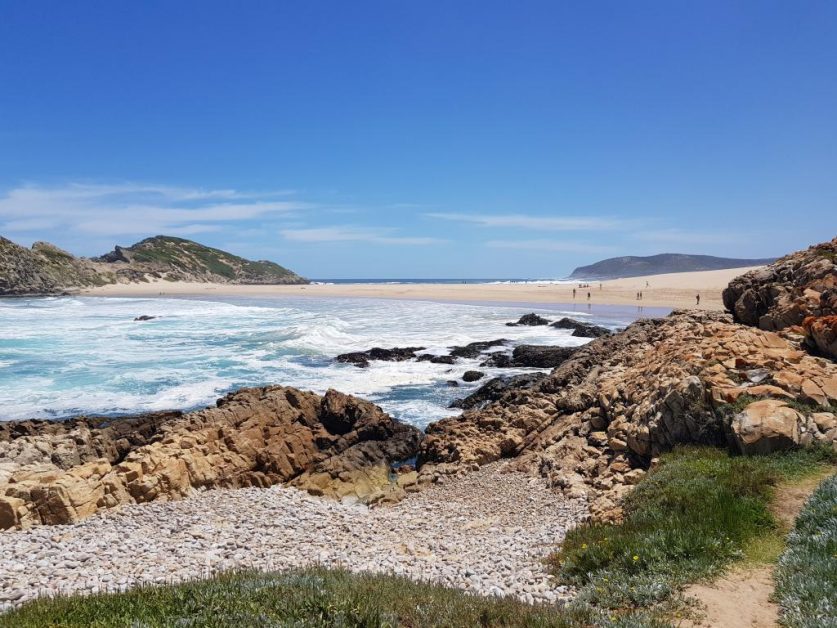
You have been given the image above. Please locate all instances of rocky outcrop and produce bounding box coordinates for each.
[0,386,421,529]
[551,317,612,338]
[723,237,837,359]
[448,340,508,359]
[481,345,578,368]
[419,310,837,522]
[336,347,426,368]
[449,373,548,410]
[0,234,307,295]
[506,313,550,327]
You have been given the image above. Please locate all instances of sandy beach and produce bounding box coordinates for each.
[80,266,763,310]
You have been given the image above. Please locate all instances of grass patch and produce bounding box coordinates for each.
[547,446,835,622]
[774,474,837,627]
[0,567,592,628]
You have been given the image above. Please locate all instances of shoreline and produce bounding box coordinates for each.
[75,266,763,311]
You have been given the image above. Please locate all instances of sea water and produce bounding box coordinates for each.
[0,296,659,428]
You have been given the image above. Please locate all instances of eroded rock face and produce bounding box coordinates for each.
[723,237,837,359]
[0,386,421,529]
[419,310,837,522]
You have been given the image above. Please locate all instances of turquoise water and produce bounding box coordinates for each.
[0,296,647,427]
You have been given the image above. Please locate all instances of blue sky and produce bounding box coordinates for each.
[1,1,835,278]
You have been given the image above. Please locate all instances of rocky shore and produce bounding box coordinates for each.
[0,464,584,611]
[0,237,835,614]
[0,387,421,529]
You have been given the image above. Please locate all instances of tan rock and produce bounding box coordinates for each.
[731,400,802,455]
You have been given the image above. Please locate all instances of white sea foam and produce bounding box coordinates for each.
[0,296,630,425]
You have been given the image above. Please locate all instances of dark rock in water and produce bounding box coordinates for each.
[133,315,157,322]
[551,317,611,338]
[462,370,485,382]
[481,345,579,368]
[446,380,460,387]
[511,345,578,368]
[449,339,508,359]
[506,313,551,327]
[417,354,457,365]
[449,373,547,410]
[480,352,512,367]
[336,346,426,368]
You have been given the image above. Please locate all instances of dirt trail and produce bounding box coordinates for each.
[681,470,833,628]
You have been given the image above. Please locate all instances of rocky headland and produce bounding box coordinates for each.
[0,234,307,296]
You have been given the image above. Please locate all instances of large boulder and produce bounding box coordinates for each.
[551,317,612,338]
[723,237,837,360]
[0,386,421,529]
[731,399,803,454]
[506,313,551,326]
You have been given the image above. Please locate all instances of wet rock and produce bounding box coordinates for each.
[448,340,508,359]
[506,313,550,327]
[417,354,457,365]
[462,371,485,383]
[550,317,611,338]
[336,347,426,368]
[449,373,548,410]
[133,315,157,322]
[481,345,578,368]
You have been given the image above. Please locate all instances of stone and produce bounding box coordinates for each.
[731,400,802,454]
[0,386,422,529]
[550,317,612,338]
[506,313,550,327]
[462,371,485,383]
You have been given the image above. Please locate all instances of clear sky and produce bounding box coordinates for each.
[1,1,835,278]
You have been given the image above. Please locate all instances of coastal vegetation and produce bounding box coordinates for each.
[4,446,834,627]
[774,474,837,627]
[548,446,836,624]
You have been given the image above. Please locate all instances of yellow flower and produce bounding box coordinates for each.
[581,544,588,550]
[632,555,639,561]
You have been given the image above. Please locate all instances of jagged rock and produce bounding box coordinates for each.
[481,345,578,368]
[446,380,459,387]
[506,313,550,327]
[0,386,421,529]
[804,315,837,360]
[551,317,612,338]
[462,371,485,382]
[133,315,157,322]
[449,373,548,410]
[731,399,802,454]
[448,339,508,359]
[723,237,837,360]
[336,347,426,368]
[420,309,837,522]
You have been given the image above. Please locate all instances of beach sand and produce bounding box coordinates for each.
[79,266,763,310]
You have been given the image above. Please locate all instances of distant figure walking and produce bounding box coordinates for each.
[573,288,576,299]
[587,291,591,300]
[696,294,700,306]
[646,281,650,288]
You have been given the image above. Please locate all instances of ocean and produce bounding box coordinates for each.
[0,296,662,427]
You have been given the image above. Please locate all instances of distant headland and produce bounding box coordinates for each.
[570,253,777,280]
[0,234,308,295]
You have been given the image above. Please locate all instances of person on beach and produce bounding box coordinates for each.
[573,288,576,299]
[587,291,591,300]
[696,293,700,306]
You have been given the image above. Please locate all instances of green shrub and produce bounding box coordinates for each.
[0,567,589,628]
[548,447,832,619]
[774,474,837,628]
